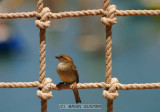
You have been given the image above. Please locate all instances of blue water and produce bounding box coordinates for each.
[0,0,160,112]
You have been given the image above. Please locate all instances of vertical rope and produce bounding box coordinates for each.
[104,0,112,85]
[107,100,113,112]
[39,29,47,112]
[106,23,113,112]
[39,29,46,84]
[37,1,47,112]
[105,3,113,109]
[103,0,115,112]
[105,26,112,84]
[37,0,43,13]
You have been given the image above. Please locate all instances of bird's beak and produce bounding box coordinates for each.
[55,56,60,59]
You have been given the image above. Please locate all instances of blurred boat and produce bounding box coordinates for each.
[140,0,160,8]
[0,22,23,54]
[77,35,105,53]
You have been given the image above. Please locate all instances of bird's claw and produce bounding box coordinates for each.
[71,82,77,90]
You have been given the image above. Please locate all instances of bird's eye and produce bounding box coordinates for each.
[60,56,63,59]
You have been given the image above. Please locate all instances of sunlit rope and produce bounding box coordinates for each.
[0,0,159,112]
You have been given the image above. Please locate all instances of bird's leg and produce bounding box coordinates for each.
[71,82,77,90]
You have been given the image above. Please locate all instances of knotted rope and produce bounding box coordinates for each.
[101,0,118,112]
[103,78,119,100]
[0,0,159,112]
[103,78,119,112]
[101,1,117,84]
[35,7,51,29]
[101,5,117,26]
[37,78,53,100]
[36,1,51,112]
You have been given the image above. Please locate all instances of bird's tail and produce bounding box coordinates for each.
[73,89,81,103]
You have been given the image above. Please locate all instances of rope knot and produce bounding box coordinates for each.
[103,78,119,100]
[101,5,117,26]
[35,7,51,29]
[37,78,53,100]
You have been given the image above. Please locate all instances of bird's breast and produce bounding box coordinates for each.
[57,63,69,70]
[57,63,76,83]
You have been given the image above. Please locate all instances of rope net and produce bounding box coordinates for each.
[0,0,160,112]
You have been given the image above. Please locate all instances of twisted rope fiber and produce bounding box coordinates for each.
[0,11,37,19]
[0,0,159,112]
[101,0,118,112]
[51,9,160,18]
[36,1,52,112]
[37,0,43,13]
[1,81,160,90]
[0,9,160,19]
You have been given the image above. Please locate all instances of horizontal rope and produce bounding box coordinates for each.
[50,82,110,89]
[116,10,160,16]
[0,9,160,19]
[0,81,39,88]
[49,9,103,19]
[0,81,160,90]
[117,83,160,90]
[0,11,37,19]
[50,9,160,19]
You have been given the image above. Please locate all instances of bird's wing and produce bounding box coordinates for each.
[72,65,79,83]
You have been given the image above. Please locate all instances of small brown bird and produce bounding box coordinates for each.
[55,54,81,103]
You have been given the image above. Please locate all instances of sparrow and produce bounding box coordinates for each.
[55,54,81,103]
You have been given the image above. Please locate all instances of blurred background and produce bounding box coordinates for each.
[0,0,160,112]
